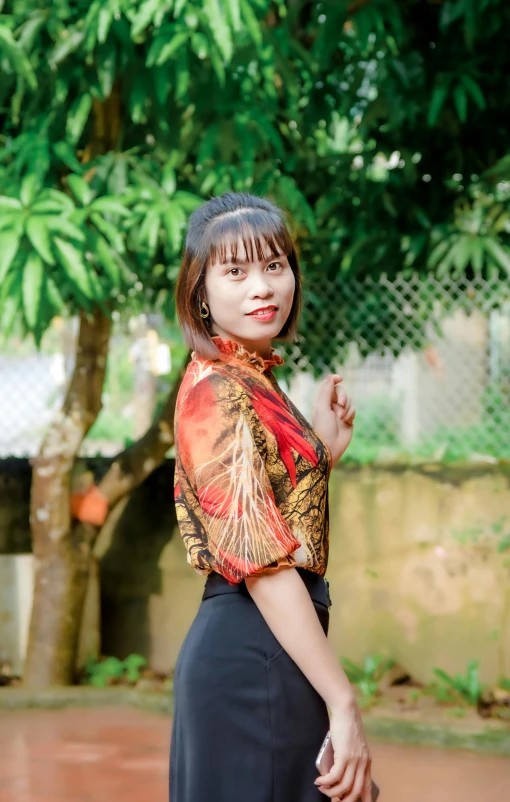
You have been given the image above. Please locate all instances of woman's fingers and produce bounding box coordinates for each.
[322,760,356,798]
[341,760,369,802]
[314,759,345,790]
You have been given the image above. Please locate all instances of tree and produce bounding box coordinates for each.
[1,0,509,685]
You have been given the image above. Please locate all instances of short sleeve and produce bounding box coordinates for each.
[175,372,301,585]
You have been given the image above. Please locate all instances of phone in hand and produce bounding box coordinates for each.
[316,731,380,801]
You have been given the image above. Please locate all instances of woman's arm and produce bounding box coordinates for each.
[245,567,372,802]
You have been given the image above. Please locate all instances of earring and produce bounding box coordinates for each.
[200,300,210,319]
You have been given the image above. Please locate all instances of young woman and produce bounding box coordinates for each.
[170,192,372,802]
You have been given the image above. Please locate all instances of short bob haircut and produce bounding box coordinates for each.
[175,191,302,361]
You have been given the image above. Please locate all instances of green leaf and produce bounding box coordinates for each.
[53,141,85,173]
[20,173,40,207]
[91,212,126,252]
[0,270,23,339]
[54,237,92,296]
[96,42,117,98]
[48,27,85,67]
[139,208,161,256]
[0,196,22,210]
[66,94,93,145]
[461,76,485,110]
[22,252,44,328]
[94,232,121,286]
[45,216,86,242]
[153,32,189,66]
[240,0,262,46]
[173,191,202,212]
[226,0,242,32]
[204,0,233,62]
[25,216,56,265]
[0,25,38,89]
[31,190,75,215]
[0,228,22,283]
[97,5,114,43]
[484,238,510,275]
[427,84,448,127]
[453,85,468,123]
[162,201,186,251]
[131,0,161,38]
[67,175,94,206]
[45,276,65,313]
[90,197,131,216]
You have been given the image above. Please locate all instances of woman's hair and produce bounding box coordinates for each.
[175,191,302,360]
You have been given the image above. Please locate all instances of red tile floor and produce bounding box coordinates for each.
[0,707,508,802]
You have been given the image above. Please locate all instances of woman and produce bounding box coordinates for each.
[170,191,372,802]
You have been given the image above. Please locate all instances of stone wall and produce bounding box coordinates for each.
[1,459,509,683]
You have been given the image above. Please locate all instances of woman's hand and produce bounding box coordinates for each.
[312,374,356,466]
[314,702,372,802]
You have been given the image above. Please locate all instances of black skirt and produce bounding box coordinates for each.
[169,568,331,802]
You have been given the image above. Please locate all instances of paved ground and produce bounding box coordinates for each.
[0,707,508,802]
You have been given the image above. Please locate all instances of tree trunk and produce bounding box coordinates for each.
[24,308,111,688]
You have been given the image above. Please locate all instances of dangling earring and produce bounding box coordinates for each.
[200,299,210,319]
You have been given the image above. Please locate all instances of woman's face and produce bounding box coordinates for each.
[204,236,295,358]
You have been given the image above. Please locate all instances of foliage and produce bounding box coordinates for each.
[84,653,147,688]
[341,654,395,705]
[431,660,484,706]
[1,0,510,360]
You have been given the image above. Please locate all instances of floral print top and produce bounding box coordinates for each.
[173,335,332,585]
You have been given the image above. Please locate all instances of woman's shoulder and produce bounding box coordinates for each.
[177,357,252,411]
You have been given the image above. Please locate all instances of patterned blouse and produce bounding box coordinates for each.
[173,335,332,585]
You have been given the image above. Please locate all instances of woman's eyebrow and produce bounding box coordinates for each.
[223,254,285,266]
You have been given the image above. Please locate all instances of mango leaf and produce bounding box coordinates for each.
[91,212,126,252]
[31,191,75,215]
[0,25,37,89]
[54,237,92,296]
[0,271,23,339]
[66,94,93,144]
[20,173,41,207]
[162,201,186,251]
[48,27,85,67]
[94,232,121,286]
[90,197,131,216]
[45,276,65,313]
[226,0,242,32]
[131,0,161,38]
[67,174,95,206]
[45,216,86,242]
[484,238,510,275]
[97,5,113,43]
[0,228,22,283]
[173,190,203,212]
[203,0,233,62]
[53,141,85,173]
[240,0,262,46]
[427,84,448,127]
[25,215,56,265]
[96,42,117,98]
[0,196,22,210]
[153,32,189,66]
[138,208,161,256]
[453,84,467,123]
[461,75,485,110]
[22,252,44,328]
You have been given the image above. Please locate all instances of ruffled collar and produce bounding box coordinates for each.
[210,335,284,373]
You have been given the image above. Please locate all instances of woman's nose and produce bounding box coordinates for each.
[249,276,274,297]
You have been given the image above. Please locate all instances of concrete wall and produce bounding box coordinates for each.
[1,460,509,683]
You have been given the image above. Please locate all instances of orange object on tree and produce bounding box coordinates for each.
[70,485,109,526]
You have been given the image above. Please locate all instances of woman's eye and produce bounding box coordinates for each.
[267,262,282,270]
[228,267,242,276]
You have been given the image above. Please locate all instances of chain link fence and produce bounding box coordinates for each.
[1,273,509,462]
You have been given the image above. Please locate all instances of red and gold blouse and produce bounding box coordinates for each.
[173,336,332,585]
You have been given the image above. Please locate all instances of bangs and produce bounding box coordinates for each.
[200,208,294,266]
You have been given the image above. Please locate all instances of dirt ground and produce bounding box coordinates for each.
[0,706,508,802]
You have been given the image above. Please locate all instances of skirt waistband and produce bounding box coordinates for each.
[202,567,332,608]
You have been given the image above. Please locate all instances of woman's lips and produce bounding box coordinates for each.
[247,307,278,321]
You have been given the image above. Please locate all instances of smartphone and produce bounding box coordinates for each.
[316,731,380,801]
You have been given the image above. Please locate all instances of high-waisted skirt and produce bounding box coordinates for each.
[169,567,332,802]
